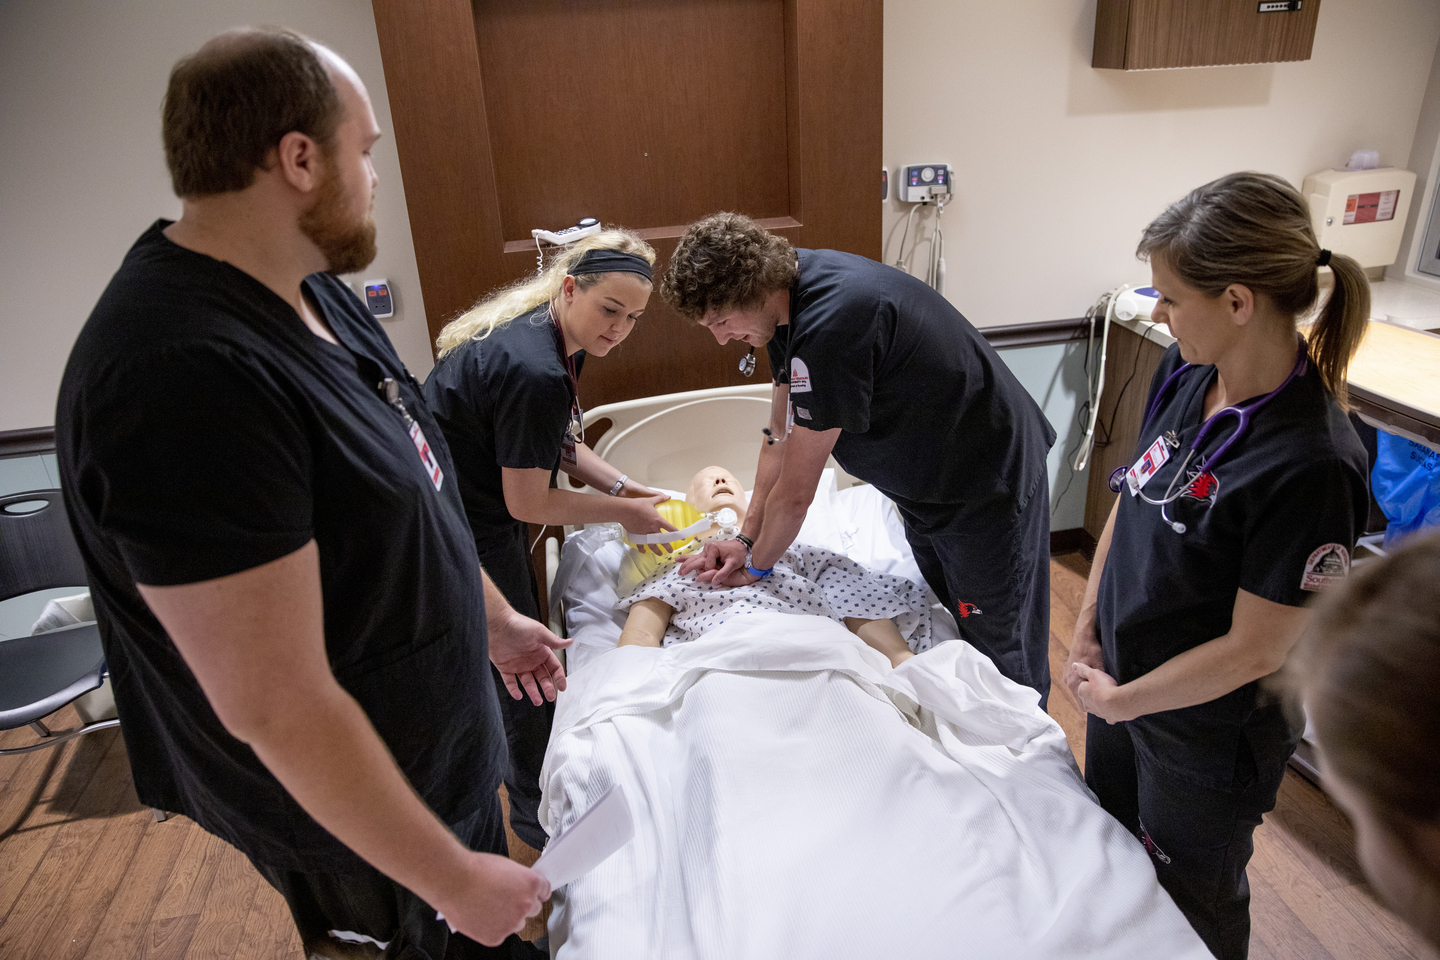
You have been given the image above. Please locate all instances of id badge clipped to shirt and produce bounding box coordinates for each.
[1125,435,1171,496]
[409,421,445,491]
[561,402,582,467]
[380,376,444,492]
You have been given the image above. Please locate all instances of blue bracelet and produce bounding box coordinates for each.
[745,552,773,579]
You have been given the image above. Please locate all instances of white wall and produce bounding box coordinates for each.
[884,0,1440,327]
[0,0,433,434]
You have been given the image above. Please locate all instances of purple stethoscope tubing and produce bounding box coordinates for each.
[1109,340,1309,498]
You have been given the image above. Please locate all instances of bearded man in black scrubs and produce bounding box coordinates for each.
[55,29,559,959]
[667,213,1057,706]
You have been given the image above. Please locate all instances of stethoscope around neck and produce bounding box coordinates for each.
[1107,340,1308,535]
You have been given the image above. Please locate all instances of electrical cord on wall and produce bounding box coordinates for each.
[1052,293,1106,521]
[1098,323,1148,450]
[892,201,924,273]
[1070,287,1125,472]
[925,198,947,294]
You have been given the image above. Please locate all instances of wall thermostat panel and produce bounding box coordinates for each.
[899,163,951,203]
[364,280,394,319]
[1303,167,1418,270]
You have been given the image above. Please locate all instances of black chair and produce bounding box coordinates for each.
[0,489,117,754]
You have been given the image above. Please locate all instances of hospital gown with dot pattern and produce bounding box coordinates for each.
[615,543,933,651]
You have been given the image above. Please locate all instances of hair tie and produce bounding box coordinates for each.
[1316,249,1332,267]
[568,249,653,282]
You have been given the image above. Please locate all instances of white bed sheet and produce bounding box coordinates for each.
[539,612,1209,960]
[549,473,959,673]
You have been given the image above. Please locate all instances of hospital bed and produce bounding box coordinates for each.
[540,385,1210,960]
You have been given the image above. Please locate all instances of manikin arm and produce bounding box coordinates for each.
[617,597,675,648]
[844,617,914,668]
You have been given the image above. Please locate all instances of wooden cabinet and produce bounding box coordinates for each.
[1093,0,1321,70]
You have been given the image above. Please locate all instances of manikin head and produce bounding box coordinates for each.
[686,465,747,529]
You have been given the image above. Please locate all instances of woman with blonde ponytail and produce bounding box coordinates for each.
[1063,172,1371,959]
[422,227,675,850]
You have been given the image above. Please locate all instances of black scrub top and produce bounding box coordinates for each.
[1096,343,1368,785]
[422,305,583,535]
[765,249,1055,531]
[55,221,505,871]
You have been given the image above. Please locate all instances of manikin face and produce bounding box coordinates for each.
[556,272,651,357]
[687,466,746,514]
[699,298,782,348]
[1148,256,1244,367]
[299,56,381,275]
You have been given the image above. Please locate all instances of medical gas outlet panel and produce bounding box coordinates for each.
[898,164,951,203]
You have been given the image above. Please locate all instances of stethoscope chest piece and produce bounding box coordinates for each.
[738,347,756,377]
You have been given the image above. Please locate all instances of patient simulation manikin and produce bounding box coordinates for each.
[615,467,930,666]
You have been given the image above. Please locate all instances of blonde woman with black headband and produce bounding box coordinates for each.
[422,228,674,850]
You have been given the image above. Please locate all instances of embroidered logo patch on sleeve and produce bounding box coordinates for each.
[790,357,812,393]
[1300,543,1350,591]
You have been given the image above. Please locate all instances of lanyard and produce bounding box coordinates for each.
[1141,339,1308,476]
[547,304,583,443]
[1108,340,1309,523]
[378,376,445,491]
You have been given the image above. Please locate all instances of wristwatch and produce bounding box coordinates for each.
[607,474,628,497]
[745,551,773,579]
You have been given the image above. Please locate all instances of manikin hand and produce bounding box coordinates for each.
[432,851,550,947]
[489,607,570,705]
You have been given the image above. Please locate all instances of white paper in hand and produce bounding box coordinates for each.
[532,784,634,888]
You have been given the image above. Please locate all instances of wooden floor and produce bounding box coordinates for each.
[0,554,1433,959]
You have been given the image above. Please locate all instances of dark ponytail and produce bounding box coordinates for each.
[1310,251,1370,408]
[1137,171,1370,408]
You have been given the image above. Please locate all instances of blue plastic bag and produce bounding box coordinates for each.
[1372,431,1440,548]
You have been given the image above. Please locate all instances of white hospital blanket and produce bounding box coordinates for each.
[538,612,1209,960]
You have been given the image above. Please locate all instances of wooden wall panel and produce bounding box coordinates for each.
[371,0,508,335]
[786,0,883,260]
[474,0,791,241]
[372,0,880,413]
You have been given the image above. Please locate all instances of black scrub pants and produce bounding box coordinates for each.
[903,473,1052,710]
[255,798,544,960]
[1084,714,1291,960]
[474,519,554,852]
